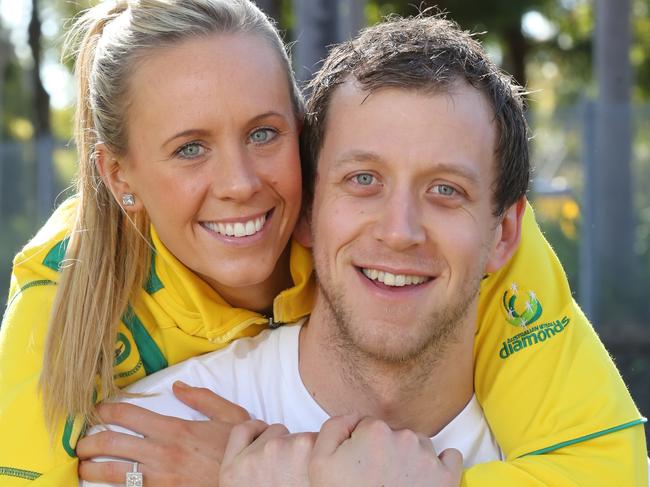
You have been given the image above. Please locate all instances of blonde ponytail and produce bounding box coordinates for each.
[41,1,151,429]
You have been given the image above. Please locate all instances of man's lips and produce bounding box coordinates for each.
[358,266,433,287]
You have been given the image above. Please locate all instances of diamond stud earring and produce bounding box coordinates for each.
[121,193,135,207]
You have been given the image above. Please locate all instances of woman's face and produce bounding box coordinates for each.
[118,33,302,307]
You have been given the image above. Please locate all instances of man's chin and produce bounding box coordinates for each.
[336,318,455,364]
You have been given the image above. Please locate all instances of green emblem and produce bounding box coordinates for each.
[502,282,543,327]
[114,332,131,366]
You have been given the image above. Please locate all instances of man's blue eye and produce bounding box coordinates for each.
[433,184,456,196]
[250,128,276,144]
[178,142,202,158]
[354,174,375,185]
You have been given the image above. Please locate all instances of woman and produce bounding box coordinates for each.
[0,0,644,485]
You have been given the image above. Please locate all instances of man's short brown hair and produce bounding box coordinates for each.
[301,14,530,216]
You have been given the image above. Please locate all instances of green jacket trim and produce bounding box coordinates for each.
[42,238,69,272]
[122,306,168,375]
[0,466,42,480]
[144,251,164,294]
[523,417,648,456]
[4,279,56,324]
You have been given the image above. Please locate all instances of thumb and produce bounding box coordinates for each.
[172,380,250,423]
[311,413,364,458]
[438,448,463,484]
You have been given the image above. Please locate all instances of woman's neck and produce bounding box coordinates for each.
[209,246,293,315]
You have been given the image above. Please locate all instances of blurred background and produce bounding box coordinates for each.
[0,0,648,443]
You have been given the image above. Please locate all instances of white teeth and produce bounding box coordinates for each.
[204,214,267,238]
[361,268,429,287]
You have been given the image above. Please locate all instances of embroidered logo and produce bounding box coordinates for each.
[498,282,570,359]
[114,332,132,366]
[502,282,542,327]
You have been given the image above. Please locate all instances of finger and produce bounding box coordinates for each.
[312,413,363,458]
[416,432,436,453]
[76,430,145,461]
[78,459,138,484]
[250,422,290,446]
[172,381,250,423]
[439,448,463,481]
[221,420,270,466]
[97,402,182,436]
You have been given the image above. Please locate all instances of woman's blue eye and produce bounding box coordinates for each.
[432,184,456,196]
[354,173,376,186]
[250,128,277,144]
[178,142,203,158]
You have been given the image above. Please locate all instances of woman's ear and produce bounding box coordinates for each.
[95,143,143,213]
[485,197,526,273]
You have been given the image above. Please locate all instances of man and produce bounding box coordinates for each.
[80,14,647,487]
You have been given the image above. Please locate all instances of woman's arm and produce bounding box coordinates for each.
[0,273,82,486]
[472,203,648,486]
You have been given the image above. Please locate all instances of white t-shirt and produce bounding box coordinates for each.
[82,321,503,486]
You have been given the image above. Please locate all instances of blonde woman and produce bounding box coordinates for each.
[0,0,645,486]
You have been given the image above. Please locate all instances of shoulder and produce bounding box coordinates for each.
[11,197,78,284]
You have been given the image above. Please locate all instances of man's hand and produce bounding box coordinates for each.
[77,381,249,486]
[220,420,315,487]
[309,415,464,487]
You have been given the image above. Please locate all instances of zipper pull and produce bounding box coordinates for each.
[268,316,281,329]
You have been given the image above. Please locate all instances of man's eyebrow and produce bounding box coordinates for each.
[333,150,384,168]
[431,162,481,185]
[333,150,481,184]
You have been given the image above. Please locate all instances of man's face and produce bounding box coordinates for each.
[310,80,508,362]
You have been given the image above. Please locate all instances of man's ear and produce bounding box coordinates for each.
[95,143,143,213]
[485,197,526,273]
[292,209,313,248]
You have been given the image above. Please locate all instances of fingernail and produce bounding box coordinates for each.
[173,380,189,390]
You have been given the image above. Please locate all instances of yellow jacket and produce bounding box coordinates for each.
[0,198,646,486]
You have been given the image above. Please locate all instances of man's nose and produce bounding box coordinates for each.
[372,189,426,250]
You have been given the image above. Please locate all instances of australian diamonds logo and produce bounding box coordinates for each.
[499,282,570,359]
[503,282,542,327]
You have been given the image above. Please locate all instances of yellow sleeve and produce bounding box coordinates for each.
[0,199,84,485]
[461,425,647,486]
[0,276,82,485]
[470,202,647,485]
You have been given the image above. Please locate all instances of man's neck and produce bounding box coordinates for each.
[298,303,476,437]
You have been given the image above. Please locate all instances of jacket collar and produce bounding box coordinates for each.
[146,227,315,342]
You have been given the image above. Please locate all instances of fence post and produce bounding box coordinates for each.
[579,99,596,324]
[35,135,55,223]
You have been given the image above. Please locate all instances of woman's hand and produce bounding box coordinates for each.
[77,381,249,486]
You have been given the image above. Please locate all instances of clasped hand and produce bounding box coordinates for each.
[220,415,463,487]
[77,383,462,486]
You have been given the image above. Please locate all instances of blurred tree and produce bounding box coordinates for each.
[28,0,55,221]
[591,0,635,327]
[0,25,11,140]
[370,0,554,86]
[29,0,50,137]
